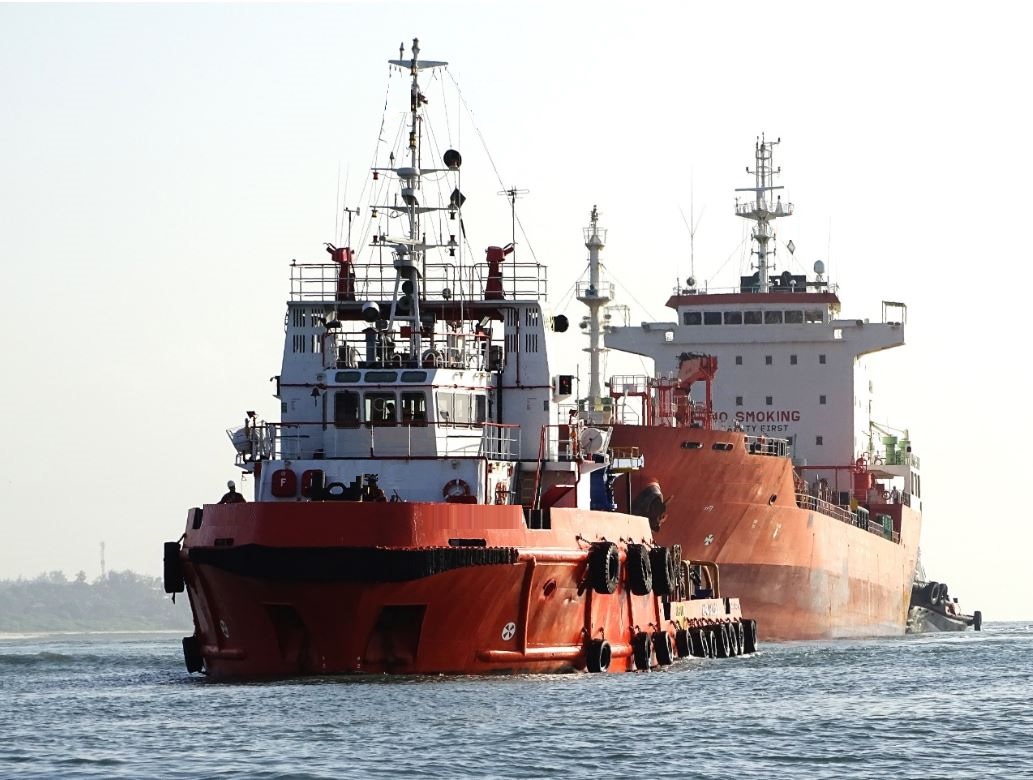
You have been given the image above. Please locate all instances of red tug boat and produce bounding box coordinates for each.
[163,39,755,678]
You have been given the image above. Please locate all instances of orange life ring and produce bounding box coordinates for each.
[443,478,471,499]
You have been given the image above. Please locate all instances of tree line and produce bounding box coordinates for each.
[0,570,192,632]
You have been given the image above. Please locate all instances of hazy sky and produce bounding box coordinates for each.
[2,2,1030,619]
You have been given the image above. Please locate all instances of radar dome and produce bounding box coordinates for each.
[813,260,826,275]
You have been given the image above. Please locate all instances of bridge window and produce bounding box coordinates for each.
[333,391,360,427]
[365,392,397,426]
[335,370,361,383]
[401,392,427,425]
[805,310,823,323]
[436,391,474,425]
[703,312,721,325]
[764,311,783,324]
[401,370,428,382]
[724,311,743,324]
[683,312,702,325]
[366,370,398,383]
[785,310,804,324]
[744,310,762,324]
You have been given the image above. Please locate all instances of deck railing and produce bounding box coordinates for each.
[232,420,520,464]
[289,261,548,304]
[794,492,901,543]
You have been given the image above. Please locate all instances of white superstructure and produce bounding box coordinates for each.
[605,137,919,506]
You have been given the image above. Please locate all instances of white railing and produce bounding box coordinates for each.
[236,421,520,463]
[289,261,548,304]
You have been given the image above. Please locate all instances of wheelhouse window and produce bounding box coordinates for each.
[784,310,804,324]
[365,392,397,426]
[805,310,823,324]
[744,310,762,324]
[683,311,702,325]
[703,311,722,325]
[724,311,743,325]
[764,310,783,324]
[401,392,427,425]
[333,391,360,427]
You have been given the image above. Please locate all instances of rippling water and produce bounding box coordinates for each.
[2,624,1030,779]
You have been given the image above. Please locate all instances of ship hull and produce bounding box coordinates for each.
[178,501,677,677]
[609,425,921,640]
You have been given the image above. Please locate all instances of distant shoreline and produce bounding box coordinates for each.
[0,571,192,633]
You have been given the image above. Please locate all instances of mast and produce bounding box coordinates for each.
[734,135,793,293]
[382,38,451,358]
[577,206,611,415]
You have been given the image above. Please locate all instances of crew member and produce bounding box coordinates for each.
[219,480,246,504]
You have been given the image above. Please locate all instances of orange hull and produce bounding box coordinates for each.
[180,502,694,677]
[609,425,921,640]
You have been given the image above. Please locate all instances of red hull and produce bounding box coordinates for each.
[180,502,696,677]
[609,425,921,640]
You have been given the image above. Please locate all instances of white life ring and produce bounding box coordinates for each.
[443,479,471,499]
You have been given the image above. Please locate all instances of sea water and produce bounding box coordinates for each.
[1,624,1030,779]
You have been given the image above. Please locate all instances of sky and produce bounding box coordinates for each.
[2,2,1031,619]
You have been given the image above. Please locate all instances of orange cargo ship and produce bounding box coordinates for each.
[162,39,755,678]
[577,140,921,640]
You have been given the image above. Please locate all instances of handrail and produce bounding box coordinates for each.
[232,420,520,464]
[794,492,901,544]
[289,261,549,304]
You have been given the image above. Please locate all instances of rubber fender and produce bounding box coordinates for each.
[588,542,620,595]
[741,619,758,654]
[675,628,691,657]
[631,631,652,670]
[586,639,611,673]
[653,631,674,666]
[182,635,203,674]
[714,624,732,658]
[649,546,678,596]
[626,544,653,596]
[163,541,184,594]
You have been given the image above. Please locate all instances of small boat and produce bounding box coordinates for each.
[907,580,982,633]
[162,38,755,678]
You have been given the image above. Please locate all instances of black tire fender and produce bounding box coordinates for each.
[653,631,674,666]
[675,628,691,657]
[626,544,653,596]
[585,638,611,673]
[649,546,678,596]
[631,631,652,670]
[714,624,732,658]
[588,542,620,595]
